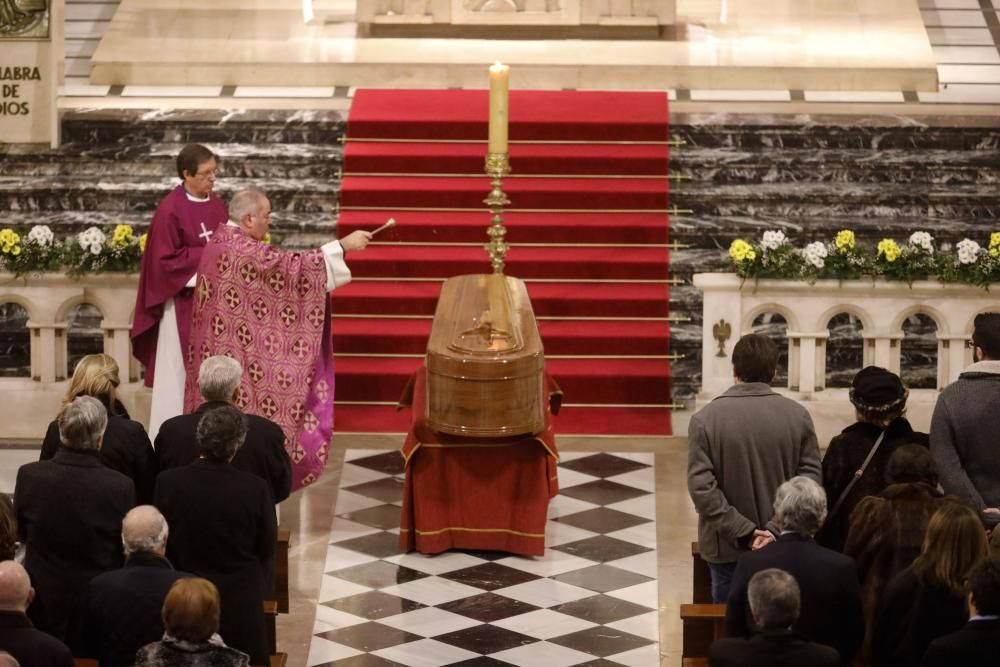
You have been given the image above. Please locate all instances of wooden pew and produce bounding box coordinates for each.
[680,603,726,662]
[691,541,712,604]
[276,528,290,613]
[264,599,278,655]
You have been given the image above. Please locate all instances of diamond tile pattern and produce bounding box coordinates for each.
[439,562,542,591]
[309,451,658,665]
[558,452,650,478]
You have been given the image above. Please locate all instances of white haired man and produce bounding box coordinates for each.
[14,397,135,641]
[77,506,190,667]
[0,561,72,667]
[724,476,864,665]
[710,569,839,666]
[156,355,292,503]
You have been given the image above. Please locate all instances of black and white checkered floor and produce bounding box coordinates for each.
[307,451,659,666]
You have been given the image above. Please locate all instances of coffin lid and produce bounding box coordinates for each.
[426,274,544,379]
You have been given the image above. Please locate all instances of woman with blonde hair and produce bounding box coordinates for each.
[135,578,249,667]
[871,503,988,666]
[40,354,157,503]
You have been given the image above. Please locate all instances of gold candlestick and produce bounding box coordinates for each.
[484,151,511,275]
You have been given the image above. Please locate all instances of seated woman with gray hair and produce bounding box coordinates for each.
[40,353,157,503]
[725,477,864,665]
[14,396,135,641]
[154,405,276,666]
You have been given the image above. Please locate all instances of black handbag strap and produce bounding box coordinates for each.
[828,430,887,522]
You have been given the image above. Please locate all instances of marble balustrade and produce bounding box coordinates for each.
[692,272,993,444]
[0,272,148,439]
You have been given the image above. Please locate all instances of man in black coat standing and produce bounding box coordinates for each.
[922,557,1000,666]
[155,355,292,503]
[15,396,135,641]
[711,568,839,667]
[726,476,864,665]
[0,561,72,667]
[155,404,277,666]
[77,505,190,667]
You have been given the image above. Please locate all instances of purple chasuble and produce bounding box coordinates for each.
[184,225,334,490]
[131,184,228,386]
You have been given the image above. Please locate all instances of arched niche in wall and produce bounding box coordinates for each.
[66,303,104,377]
[748,311,788,387]
[826,312,865,388]
[900,312,939,390]
[0,302,30,378]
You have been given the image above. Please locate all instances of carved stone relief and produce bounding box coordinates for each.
[0,0,48,38]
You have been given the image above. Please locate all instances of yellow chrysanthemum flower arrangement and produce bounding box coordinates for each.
[877,239,901,263]
[989,232,1000,259]
[728,239,756,263]
[0,229,21,257]
[835,230,855,254]
[111,224,134,248]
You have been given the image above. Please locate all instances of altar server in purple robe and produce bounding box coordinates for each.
[184,188,371,489]
[132,144,228,439]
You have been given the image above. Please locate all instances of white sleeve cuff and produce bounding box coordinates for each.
[185,273,197,288]
[321,240,352,291]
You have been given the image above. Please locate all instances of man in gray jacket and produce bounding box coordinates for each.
[687,333,822,602]
[930,312,1000,527]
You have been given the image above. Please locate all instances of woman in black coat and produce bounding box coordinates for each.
[40,354,157,503]
[154,405,276,666]
[818,366,928,552]
[871,503,988,667]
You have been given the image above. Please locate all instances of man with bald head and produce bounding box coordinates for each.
[77,506,189,667]
[0,561,72,667]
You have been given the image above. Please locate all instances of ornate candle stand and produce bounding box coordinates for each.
[484,152,511,274]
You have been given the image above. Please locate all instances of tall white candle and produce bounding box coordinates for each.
[488,62,509,154]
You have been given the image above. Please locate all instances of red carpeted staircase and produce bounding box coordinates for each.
[332,89,672,435]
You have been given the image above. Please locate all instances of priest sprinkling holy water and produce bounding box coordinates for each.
[183,188,372,489]
[131,144,228,440]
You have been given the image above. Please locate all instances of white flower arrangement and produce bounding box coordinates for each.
[760,230,788,251]
[957,238,981,265]
[27,225,54,247]
[802,241,828,269]
[908,231,934,254]
[77,227,107,255]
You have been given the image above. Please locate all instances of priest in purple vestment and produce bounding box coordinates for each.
[184,188,371,489]
[131,144,228,438]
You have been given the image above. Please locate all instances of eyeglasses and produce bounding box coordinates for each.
[966,339,977,349]
[194,168,218,178]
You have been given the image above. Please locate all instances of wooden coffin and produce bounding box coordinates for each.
[426,274,545,437]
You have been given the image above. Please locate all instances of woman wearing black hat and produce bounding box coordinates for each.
[817,366,929,553]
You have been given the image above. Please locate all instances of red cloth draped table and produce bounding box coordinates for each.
[398,367,561,557]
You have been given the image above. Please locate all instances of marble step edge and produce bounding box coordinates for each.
[55,130,999,154]
[3,180,998,198]
[3,164,995,186]
[57,111,998,136]
[5,143,998,165]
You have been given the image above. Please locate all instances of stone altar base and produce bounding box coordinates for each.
[88,0,937,92]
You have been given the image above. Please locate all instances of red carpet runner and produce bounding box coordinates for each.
[332,89,672,435]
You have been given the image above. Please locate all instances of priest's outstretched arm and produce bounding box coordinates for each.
[321,229,372,290]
